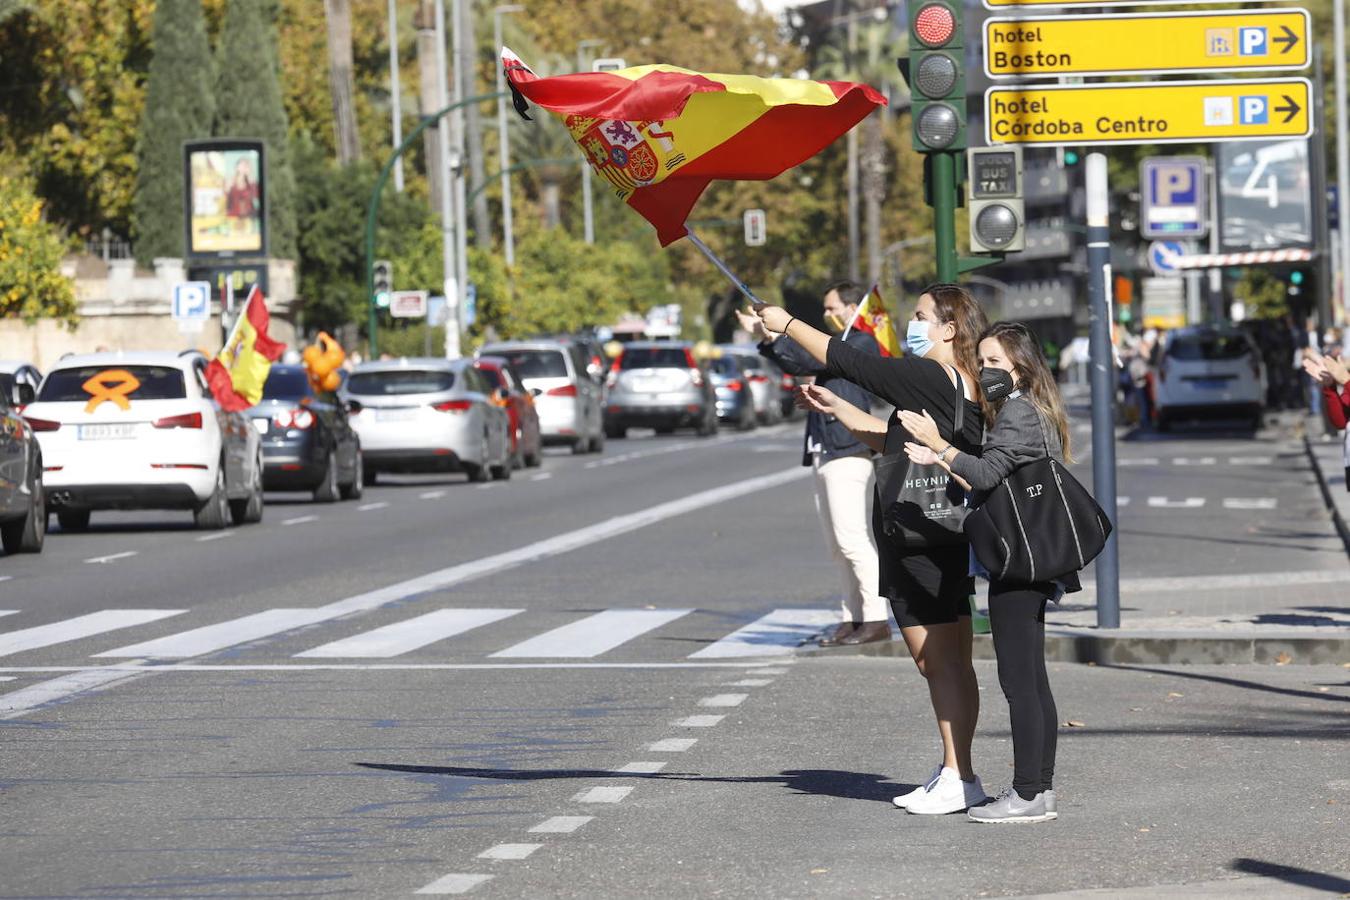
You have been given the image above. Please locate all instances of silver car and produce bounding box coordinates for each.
[476,339,605,454]
[342,358,512,483]
[603,341,718,438]
[719,346,784,425]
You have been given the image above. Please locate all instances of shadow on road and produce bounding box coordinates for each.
[1229,858,1350,892]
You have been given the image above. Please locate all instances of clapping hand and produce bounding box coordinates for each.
[897,408,943,451]
[904,442,940,465]
[1303,353,1334,387]
[1324,354,1350,386]
[796,383,839,416]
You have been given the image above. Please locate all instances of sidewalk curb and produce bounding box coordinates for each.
[800,632,1349,665]
[1303,432,1350,557]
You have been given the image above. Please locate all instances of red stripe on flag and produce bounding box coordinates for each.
[205,358,252,412]
[243,287,286,361]
[509,69,726,122]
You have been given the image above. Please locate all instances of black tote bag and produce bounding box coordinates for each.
[873,365,968,548]
[963,409,1112,583]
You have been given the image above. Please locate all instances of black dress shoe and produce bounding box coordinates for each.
[840,621,892,645]
[818,621,859,646]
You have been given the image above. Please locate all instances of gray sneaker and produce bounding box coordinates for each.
[967,788,1053,824]
[1044,789,1057,819]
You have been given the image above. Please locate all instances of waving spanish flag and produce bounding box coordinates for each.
[844,285,902,357]
[503,48,886,247]
[206,286,285,411]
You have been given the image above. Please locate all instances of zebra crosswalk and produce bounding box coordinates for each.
[0,606,834,666]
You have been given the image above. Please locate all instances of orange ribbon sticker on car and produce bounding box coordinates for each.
[82,369,141,413]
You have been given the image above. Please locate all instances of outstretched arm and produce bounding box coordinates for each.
[798,384,887,453]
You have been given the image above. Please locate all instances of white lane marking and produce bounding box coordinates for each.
[1079,569,1350,596]
[699,693,747,708]
[0,576,12,583]
[529,816,593,834]
[419,490,446,500]
[726,678,775,687]
[0,676,13,682]
[1230,456,1274,465]
[2,467,810,717]
[1117,457,1160,467]
[0,611,17,619]
[615,761,667,774]
[648,738,698,752]
[0,662,785,674]
[675,715,725,727]
[0,664,151,719]
[491,609,692,659]
[529,472,552,481]
[1117,496,1131,507]
[83,551,137,565]
[475,484,497,491]
[1223,498,1278,510]
[195,532,233,543]
[1147,497,1206,509]
[0,610,185,658]
[282,515,318,526]
[414,873,493,895]
[1173,457,1217,466]
[357,501,389,512]
[744,667,788,675]
[689,609,835,658]
[95,609,336,659]
[297,608,524,658]
[477,843,541,860]
[572,786,633,804]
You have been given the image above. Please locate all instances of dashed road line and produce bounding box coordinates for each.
[572,786,633,804]
[528,816,593,834]
[414,873,493,895]
[282,515,318,526]
[1230,456,1274,465]
[614,761,667,774]
[1117,457,1159,467]
[699,693,748,707]
[648,738,697,752]
[529,472,552,481]
[744,666,788,675]
[357,501,389,512]
[1173,457,1217,466]
[477,843,541,860]
[419,490,446,500]
[1223,497,1278,510]
[195,531,233,543]
[726,678,775,687]
[83,551,137,565]
[675,714,725,727]
[1147,497,1206,509]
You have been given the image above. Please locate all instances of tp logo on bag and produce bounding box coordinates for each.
[1026,484,1044,498]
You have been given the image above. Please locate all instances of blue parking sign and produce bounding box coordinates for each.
[1141,157,1208,239]
[172,281,211,321]
[1238,27,1267,56]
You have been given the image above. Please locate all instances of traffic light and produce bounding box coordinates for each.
[373,259,393,308]
[968,147,1024,253]
[1288,268,1306,296]
[906,0,965,153]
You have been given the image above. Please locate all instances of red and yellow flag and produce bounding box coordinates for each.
[846,285,902,357]
[502,48,886,247]
[206,286,285,411]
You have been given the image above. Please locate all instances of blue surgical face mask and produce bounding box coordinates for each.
[906,319,935,357]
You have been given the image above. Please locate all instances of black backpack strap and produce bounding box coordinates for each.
[945,364,965,437]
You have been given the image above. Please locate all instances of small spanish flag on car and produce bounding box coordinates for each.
[206,286,285,411]
[502,48,885,247]
[844,285,902,358]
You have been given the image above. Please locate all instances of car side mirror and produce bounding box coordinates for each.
[13,383,34,407]
[530,387,543,397]
[344,399,362,414]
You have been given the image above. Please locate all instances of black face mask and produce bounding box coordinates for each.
[980,367,1016,402]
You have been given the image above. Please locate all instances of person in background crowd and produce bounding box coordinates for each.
[1304,349,1350,490]
[1295,316,1323,417]
[899,321,1076,824]
[1127,329,1157,431]
[735,282,888,647]
[755,284,991,817]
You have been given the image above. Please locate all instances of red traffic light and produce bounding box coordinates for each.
[914,3,956,47]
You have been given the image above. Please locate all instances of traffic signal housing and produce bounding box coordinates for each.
[373,259,393,308]
[968,147,1024,254]
[907,0,965,153]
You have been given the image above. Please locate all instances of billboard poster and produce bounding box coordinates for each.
[183,139,266,257]
[1216,138,1312,252]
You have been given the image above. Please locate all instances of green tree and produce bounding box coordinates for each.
[0,165,77,325]
[214,0,297,260]
[132,0,215,263]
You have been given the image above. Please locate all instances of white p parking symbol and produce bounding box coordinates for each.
[1239,26,1267,56]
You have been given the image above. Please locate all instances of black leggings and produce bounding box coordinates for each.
[988,579,1058,801]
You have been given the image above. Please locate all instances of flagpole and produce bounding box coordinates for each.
[685,227,764,309]
[840,283,874,341]
[219,286,258,365]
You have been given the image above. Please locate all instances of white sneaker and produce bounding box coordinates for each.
[906,768,987,815]
[892,765,943,809]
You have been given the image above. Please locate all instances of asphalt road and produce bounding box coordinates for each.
[1,413,1346,898]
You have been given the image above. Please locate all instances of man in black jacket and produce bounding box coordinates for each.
[736,280,888,646]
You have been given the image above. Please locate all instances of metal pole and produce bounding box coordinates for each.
[1086,152,1120,629]
[932,152,959,282]
[451,0,469,357]
[577,40,603,245]
[432,0,458,360]
[685,228,765,308]
[494,5,522,267]
[1207,160,1222,320]
[1334,0,1349,324]
[388,0,404,192]
[1310,45,1332,334]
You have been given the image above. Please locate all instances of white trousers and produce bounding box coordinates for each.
[812,453,886,623]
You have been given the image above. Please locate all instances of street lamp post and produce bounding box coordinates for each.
[387,0,404,192]
[576,38,605,245]
[493,4,524,267]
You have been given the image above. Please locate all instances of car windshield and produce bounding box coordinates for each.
[620,347,689,369]
[1168,334,1251,361]
[475,367,504,389]
[0,374,12,396]
[262,368,314,400]
[38,365,186,402]
[709,357,741,377]
[347,370,456,395]
[486,349,568,379]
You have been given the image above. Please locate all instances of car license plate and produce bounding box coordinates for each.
[78,423,135,440]
[376,408,417,422]
[631,378,662,393]
[1192,378,1229,389]
[252,418,269,434]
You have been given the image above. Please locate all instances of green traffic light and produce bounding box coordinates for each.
[1290,270,1305,285]
[1064,150,1080,166]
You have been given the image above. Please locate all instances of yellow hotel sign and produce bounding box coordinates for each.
[985,79,1313,147]
[985,9,1310,79]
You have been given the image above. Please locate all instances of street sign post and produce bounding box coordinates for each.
[171,281,211,334]
[985,78,1313,147]
[1141,157,1208,239]
[1147,240,1188,277]
[389,290,429,318]
[984,9,1309,79]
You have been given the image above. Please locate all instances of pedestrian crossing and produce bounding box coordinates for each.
[0,606,832,665]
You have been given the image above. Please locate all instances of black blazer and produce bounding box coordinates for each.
[759,329,881,466]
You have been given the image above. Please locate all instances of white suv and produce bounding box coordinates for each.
[22,352,264,530]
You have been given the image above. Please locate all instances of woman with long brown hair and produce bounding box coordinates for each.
[900,320,1076,824]
[755,283,991,816]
